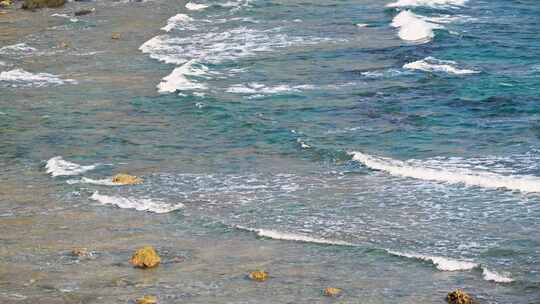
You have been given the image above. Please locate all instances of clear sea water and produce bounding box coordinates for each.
[1,0,540,303]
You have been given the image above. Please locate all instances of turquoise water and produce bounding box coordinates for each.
[2,0,540,302]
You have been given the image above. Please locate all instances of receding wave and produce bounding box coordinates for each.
[387,250,514,282]
[482,268,515,283]
[386,250,478,271]
[90,192,184,213]
[350,151,540,193]
[67,177,117,186]
[46,156,98,177]
[390,10,441,43]
[235,226,356,246]
[234,226,513,283]
[404,57,480,75]
[0,43,36,56]
[0,69,77,88]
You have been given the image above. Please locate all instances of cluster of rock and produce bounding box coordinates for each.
[117,246,477,303]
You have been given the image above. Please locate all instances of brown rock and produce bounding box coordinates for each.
[22,0,65,9]
[111,33,121,40]
[71,247,91,257]
[446,289,476,304]
[248,270,268,282]
[323,287,342,297]
[136,295,157,304]
[111,173,142,185]
[129,246,160,268]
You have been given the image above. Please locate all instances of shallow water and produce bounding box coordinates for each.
[1,0,540,303]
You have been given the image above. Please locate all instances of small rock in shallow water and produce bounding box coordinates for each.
[71,247,91,257]
[58,41,69,48]
[112,173,142,185]
[129,246,160,268]
[111,33,121,40]
[136,295,157,304]
[22,0,65,9]
[248,270,268,282]
[74,8,94,16]
[446,289,476,304]
[323,287,342,297]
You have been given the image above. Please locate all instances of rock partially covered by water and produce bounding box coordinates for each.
[71,247,91,257]
[248,270,268,282]
[136,295,157,304]
[21,0,65,9]
[323,287,342,297]
[446,290,476,304]
[129,246,160,268]
[112,173,143,185]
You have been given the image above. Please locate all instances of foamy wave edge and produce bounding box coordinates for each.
[46,156,99,177]
[90,192,184,213]
[235,226,513,283]
[350,151,540,193]
[387,250,514,283]
[404,57,480,75]
[234,226,355,246]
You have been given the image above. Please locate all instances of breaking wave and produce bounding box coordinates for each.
[235,226,355,246]
[90,192,184,213]
[390,10,442,43]
[0,69,77,88]
[403,57,480,75]
[45,156,98,177]
[350,151,540,193]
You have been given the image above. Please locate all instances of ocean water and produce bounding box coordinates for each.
[1,0,540,303]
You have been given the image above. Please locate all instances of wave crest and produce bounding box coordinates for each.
[45,156,98,177]
[350,151,540,193]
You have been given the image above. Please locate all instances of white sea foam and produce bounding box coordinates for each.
[0,69,77,87]
[45,156,98,177]
[90,192,184,213]
[185,2,208,10]
[387,0,467,8]
[0,43,36,55]
[482,268,514,283]
[236,226,355,246]
[386,250,478,271]
[227,83,314,95]
[391,10,441,43]
[157,60,209,93]
[350,151,540,193]
[51,13,78,23]
[66,177,117,186]
[140,28,338,65]
[404,57,480,75]
[161,13,194,32]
